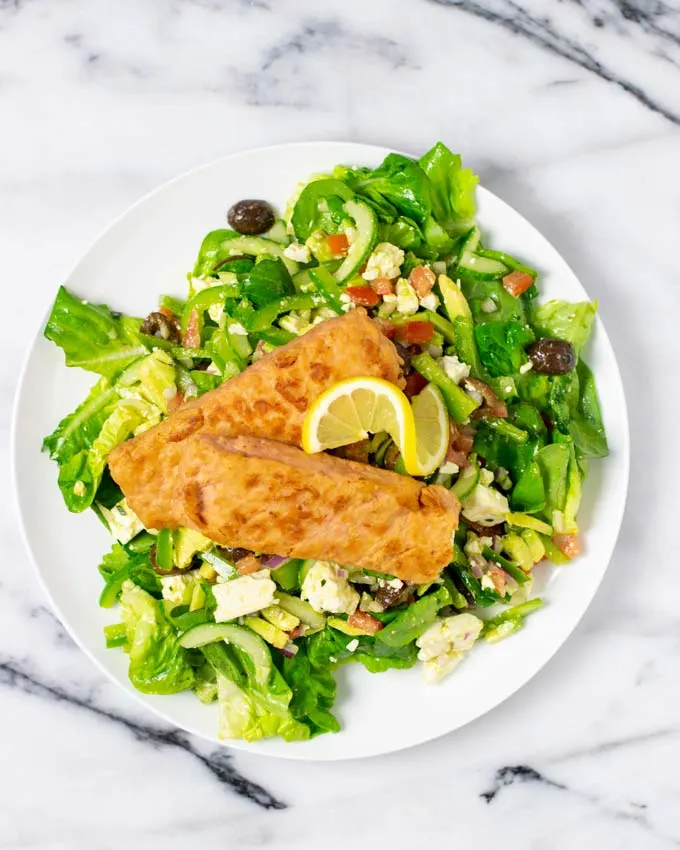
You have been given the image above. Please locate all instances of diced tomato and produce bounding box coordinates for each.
[409,265,436,298]
[370,277,395,296]
[345,285,380,307]
[502,270,535,297]
[374,317,397,339]
[327,233,349,256]
[488,568,508,594]
[158,305,176,320]
[167,391,185,415]
[182,308,201,349]
[395,320,435,345]
[404,371,428,398]
[552,533,581,559]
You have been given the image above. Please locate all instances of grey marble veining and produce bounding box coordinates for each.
[2,0,680,847]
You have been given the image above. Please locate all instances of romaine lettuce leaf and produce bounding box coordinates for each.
[98,542,161,605]
[280,645,340,737]
[217,666,309,743]
[474,321,535,377]
[530,300,596,356]
[43,350,175,512]
[418,141,478,236]
[569,361,608,459]
[119,581,195,695]
[44,286,147,380]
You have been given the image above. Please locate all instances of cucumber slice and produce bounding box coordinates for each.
[460,226,481,255]
[177,622,271,685]
[275,592,326,632]
[451,464,480,499]
[264,219,289,244]
[458,251,508,279]
[219,235,299,275]
[334,199,377,283]
[437,274,472,322]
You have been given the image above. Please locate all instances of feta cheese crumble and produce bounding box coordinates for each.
[438,355,470,385]
[212,571,277,623]
[416,613,483,683]
[394,278,419,316]
[362,242,404,282]
[283,242,311,263]
[301,561,359,615]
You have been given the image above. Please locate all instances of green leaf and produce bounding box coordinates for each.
[44,286,147,380]
[377,586,451,647]
[474,321,535,377]
[291,178,353,241]
[280,643,340,737]
[569,361,608,459]
[418,141,478,235]
[119,581,195,694]
[342,153,432,225]
[531,300,597,356]
[243,258,295,307]
[98,542,161,606]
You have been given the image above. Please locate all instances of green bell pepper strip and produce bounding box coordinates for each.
[255,327,295,346]
[159,295,187,316]
[476,249,537,278]
[423,309,457,344]
[270,559,303,592]
[411,352,479,423]
[181,283,240,335]
[376,586,451,647]
[452,316,487,379]
[155,529,174,572]
[481,598,543,643]
[308,267,345,314]
[483,418,529,444]
[99,566,130,608]
[482,546,530,585]
[206,331,246,375]
[244,293,321,333]
[443,572,468,609]
[104,623,129,649]
[171,346,211,361]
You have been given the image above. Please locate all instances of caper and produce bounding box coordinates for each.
[526,338,576,374]
[227,199,275,235]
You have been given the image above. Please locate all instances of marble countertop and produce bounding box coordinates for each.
[2,0,679,847]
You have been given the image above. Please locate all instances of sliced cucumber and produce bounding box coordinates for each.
[219,235,299,276]
[177,622,271,685]
[457,251,508,280]
[275,592,326,632]
[437,274,472,323]
[334,199,377,282]
[460,226,481,255]
[264,219,289,244]
[451,464,480,499]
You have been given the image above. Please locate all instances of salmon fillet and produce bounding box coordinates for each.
[108,309,403,524]
[164,435,459,584]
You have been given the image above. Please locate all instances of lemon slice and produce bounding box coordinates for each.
[302,377,449,477]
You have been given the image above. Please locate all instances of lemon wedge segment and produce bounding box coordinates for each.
[302,377,449,477]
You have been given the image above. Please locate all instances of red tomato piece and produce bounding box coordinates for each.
[327,233,349,256]
[408,265,436,298]
[345,286,380,307]
[158,305,176,320]
[502,270,535,297]
[373,317,397,339]
[395,321,435,345]
[182,308,201,349]
[552,534,581,559]
[371,277,395,296]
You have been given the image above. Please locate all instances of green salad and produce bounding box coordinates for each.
[43,142,608,743]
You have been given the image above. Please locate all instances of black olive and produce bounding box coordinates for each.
[139,311,181,343]
[526,338,576,375]
[218,546,252,563]
[227,200,276,235]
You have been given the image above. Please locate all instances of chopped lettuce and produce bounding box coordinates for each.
[44,286,147,380]
[43,350,175,512]
[98,541,161,607]
[419,141,478,236]
[119,581,195,694]
[530,300,596,356]
[474,320,534,377]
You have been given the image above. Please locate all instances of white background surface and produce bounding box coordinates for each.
[1,0,679,847]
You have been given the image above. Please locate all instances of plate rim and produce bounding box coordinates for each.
[11,140,630,761]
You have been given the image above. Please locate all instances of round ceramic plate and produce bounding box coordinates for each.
[12,142,629,760]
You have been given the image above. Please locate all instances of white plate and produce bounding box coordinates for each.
[12,142,629,760]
